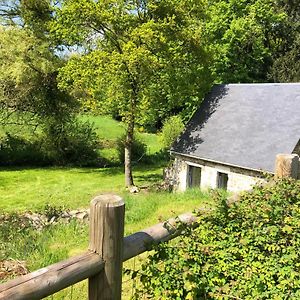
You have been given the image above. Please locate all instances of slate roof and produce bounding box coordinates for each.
[171,83,300,173]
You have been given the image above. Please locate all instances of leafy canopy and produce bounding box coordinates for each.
[0,26,75,124]
[52,0,212,128]
[204,0,288,83]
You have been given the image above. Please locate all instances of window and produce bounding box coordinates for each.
[187,165,201,188]
[217,172,228,190]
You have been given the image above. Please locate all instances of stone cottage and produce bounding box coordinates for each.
[169,83,300,193]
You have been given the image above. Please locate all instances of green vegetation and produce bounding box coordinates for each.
[0,165,163,212]
[0,18,90,167]
[0,113,161,167]
[135,178,300,299]
[80,114,161,163]
[0,113,210,298]
[53,0,211,186]
[160,115,185,149]
[1,0,299,181]
[0,0,299,298]
[0,186,212,299]
[80,115,125,141]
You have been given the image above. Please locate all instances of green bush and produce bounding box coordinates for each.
[134,178,300,299]
[116,134,147,164]
[43,119,100,166]
[160,115,184,149]
[0,134,49,166]
[0,120,100,166]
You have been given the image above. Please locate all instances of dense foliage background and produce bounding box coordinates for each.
[0,0,299,171]
[134,178,300,299]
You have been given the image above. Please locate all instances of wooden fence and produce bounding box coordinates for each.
[0,153,298,299]
[0,194,197,300]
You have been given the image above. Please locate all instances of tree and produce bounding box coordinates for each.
[0,0,76,127]
[0,26,75,126]
[0,1,100,166]
[204,0,289,83]
[269,0,300,82]
[52,0,212,187]
[0,0,52,31]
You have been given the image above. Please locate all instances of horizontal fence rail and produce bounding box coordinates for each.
[0,195,198,300]
[123,212,197,261]
[0,252,104,300]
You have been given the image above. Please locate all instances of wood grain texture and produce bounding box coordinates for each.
[0,252,104,300]
[123,212,197,261]
[275,154,299,179]
[88,194,125,300]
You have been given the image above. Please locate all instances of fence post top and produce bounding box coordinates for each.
[90,194,124,207]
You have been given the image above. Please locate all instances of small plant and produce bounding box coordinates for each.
[42,204,64,221]
[160,115,184,149]
[0,212,39,260]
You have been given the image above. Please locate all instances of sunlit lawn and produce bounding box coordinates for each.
[0,114,212,299]
[0,165,163,212]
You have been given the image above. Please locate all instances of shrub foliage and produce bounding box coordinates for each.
[0,120,99,166]
[134,178,300,299]
[160,116,184,150]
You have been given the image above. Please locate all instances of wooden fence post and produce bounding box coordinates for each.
[275,154,299,179]
[88,194,125,300]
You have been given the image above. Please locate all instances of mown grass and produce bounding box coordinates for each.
[0,114,211,299]
[0,165,164,212]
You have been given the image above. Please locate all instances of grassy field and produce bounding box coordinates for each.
[0,165,163,212]
[0,163,214,299]
[1,168,213,298]
[80,114,161,155]
[0,114,215,299]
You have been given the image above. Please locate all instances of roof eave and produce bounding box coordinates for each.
[170,151,274,174]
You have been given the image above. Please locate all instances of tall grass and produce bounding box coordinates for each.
[1,188,214,299]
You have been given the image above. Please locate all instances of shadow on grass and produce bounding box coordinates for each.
[0,166,47,172]
[0,153,168,177]
[135,173,163,183]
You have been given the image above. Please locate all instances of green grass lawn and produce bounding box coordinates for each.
[80,114,125,140]
[0,114,212,299]
[0,164,213,299]
[0,165,164,212]
[80,114,162,155]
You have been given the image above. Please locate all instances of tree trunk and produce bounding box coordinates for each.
[124,119,134,188]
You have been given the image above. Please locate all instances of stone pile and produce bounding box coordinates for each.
[23,209,90,230]
[0,259,28,280]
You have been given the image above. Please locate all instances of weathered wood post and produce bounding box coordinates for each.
[275,154,299,179]
[88,194,125,300]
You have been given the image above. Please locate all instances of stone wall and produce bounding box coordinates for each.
[170,154,265,193]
